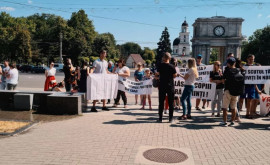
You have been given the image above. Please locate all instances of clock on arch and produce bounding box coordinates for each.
[213,26,225,36]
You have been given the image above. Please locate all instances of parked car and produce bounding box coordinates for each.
[16,64,22,70]
[31,66,46,73]
[19,65,34,73]
[54,63,64,72]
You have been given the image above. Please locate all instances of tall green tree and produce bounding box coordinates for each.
[119,42,142,58]
[92,33,120,60]
[142,47,155,62]
[242,25,270,65]
[156,27,172,66]
[67,10,96,62]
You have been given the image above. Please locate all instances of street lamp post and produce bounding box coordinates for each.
[60,32,63,63]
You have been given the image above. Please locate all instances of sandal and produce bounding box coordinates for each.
[178,115,187,120]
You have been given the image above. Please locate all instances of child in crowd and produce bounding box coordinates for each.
[140,68,152,110]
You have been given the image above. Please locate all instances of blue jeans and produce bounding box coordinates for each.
[180,85,194,115]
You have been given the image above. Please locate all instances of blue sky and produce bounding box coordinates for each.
[1,0,270,49]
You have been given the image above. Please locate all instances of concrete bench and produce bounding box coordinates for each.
[47,93,82,115]
[0,90,19,109]
[14,93,34,110]
[0,90,84,115]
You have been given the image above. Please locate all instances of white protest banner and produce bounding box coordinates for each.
[259,93,270,116]
[179,65,213,82]
[244,66,270,84]
[87,74,118,100]
[174,77,216,100]
[118,78,153,95]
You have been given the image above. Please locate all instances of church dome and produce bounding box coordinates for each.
[182,20,188,26]
[173,38,180,46]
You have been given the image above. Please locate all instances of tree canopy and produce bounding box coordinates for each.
[156,27,172,67]
[0,10,120,65]
[241,25,270,65]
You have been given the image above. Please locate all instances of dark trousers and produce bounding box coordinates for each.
[114,90,127,105]
[159,87,174,120]
[65,81,72,92]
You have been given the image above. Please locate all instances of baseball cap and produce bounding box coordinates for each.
[197,54,202,58]
[227,57,236,65]
[144,68,150,72]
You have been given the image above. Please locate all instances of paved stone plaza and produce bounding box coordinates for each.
[0,89,269,165]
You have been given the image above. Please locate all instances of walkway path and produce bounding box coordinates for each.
[0,92,269,165]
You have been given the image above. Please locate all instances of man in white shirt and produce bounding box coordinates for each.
[6,63,18,90]
[0,60,10,90]
[91,50,111,112]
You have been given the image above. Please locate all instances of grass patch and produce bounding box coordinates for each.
[0,121,31,133]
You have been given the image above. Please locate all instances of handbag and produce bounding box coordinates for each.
[152,78,160,88]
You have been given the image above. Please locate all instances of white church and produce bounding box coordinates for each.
[172,19,191,63]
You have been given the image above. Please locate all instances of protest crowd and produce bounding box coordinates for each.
[0,50,269,127]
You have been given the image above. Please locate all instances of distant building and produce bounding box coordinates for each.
[172,19,191,64]
[126,54,145,68]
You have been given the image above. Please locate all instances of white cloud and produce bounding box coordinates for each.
[267,15,270,18]
[257,14,262,18]
[0,7,15,11]
[28,0,33,4]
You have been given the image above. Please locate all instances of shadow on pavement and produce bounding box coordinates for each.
[233,122,270,130]
[103,118,156,125]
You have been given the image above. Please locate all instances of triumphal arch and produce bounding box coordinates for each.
[191,16,244,64]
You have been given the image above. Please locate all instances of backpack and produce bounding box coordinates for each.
[227,68,245,96]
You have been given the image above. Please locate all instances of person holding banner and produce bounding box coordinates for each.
[156,53,177,123]
[91,50,111,112]
[195,54,207,111]
[171,58,181,111]
[113,59,130,108]
[134,63,144,105]
[179,58,199,120]
[210,61,224,117]
[239,54,256,119]
[140,68,153,110]
[252,63,265,117]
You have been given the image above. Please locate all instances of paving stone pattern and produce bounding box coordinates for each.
[0,92,270,165]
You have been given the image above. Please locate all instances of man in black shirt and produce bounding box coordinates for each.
[220,57,245,127]
[156,53,177,123]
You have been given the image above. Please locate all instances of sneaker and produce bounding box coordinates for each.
[164,110,169,114]
[187,114,192,119]
[102,107,110,111]
[216,113,220,117]
[196,107,202,111]
[90,107,98,112]
[156,119,162,123]
[219,122,227,127]
[228,122,235,127]
[211,113,215,117]
[202,106,205,109]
